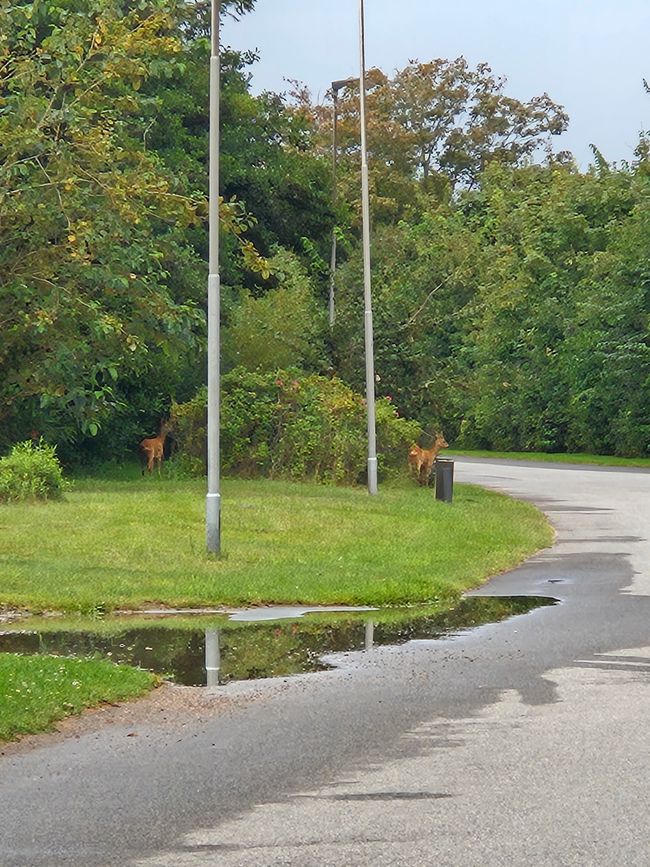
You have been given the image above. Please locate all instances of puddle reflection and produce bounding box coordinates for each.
[0,596,556,686]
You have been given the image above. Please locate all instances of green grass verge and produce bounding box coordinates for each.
[448,449,650,468]
[0,474,553,613]
[0,654,156,742]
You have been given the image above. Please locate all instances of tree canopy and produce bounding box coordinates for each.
[1,3,647,462]
[301,58,569,225]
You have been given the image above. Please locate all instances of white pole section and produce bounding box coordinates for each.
[205,629,221,687]
[329,88,338,328]
[358,0,378,495]
[329,78,359,328]
[206,0,221,553]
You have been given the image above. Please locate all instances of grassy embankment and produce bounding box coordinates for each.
[0,468,554,742]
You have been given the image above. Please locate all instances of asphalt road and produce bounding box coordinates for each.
[1,459,649,866]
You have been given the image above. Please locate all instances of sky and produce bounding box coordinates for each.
[222,0,650,169]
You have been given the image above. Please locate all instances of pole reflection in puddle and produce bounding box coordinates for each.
[205,629,221,686]
[0,597,557,687]
[365,619,374,650]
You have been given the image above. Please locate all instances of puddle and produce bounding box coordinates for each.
[0,596,556,686]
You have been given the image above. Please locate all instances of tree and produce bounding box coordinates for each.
[453,162,646,455]
[303,58,569,224]
[563,175,650,455]
[396,60,568,188]
[0,0,259,454]
[222,248,328,373]
[145,23,334,288]
[332,206,481,436]
[332,154,649,457]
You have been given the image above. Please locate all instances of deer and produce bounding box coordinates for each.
[139,419,173,476]
[408,432,448,486]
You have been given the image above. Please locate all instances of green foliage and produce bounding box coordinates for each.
[0,441,69,503]
[333,208,479,438]
[385,58,569,189]
[0,0,267,455]
[169,389,209,469]
[163,451,205,479]
[172,370,420,483]
[223,248,327,372]
[1,0,646,464]
[0,0,204,445]
[147,35,334,277]
[306,58,568,226]
[334,159,649,457]
[458,163,649,455]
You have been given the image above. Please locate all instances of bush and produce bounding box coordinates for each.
[171,369,420,484]
[222,249,327,374]
[0,441,69,503]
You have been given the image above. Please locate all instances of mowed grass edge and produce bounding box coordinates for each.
[0,654,157,742]
[0,475,554,613]
[448,449,650,468]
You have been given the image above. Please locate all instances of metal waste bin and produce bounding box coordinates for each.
[435,459,454,503]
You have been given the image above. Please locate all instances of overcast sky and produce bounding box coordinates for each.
[222,0,650,169]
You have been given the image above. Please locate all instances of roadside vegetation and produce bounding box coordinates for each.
[448,450,650,469]
[0,654,157,742]
[2,1,648,464]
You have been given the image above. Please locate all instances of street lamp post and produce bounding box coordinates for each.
[206,0,221,554]
[358,0,378,495]
[329,77,358,328]
[205,3,376,514]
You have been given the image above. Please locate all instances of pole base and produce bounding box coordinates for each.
[206,492,221,554]
[367,457,378,495]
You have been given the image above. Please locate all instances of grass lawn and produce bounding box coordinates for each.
[0,654,157,742]
[0,469,555,742]
[0,470,553,613]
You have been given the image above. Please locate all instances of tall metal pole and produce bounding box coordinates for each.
[206,0,221,553]
[329,77,359,329]
[358,0,378,495]
[328,88,339,328]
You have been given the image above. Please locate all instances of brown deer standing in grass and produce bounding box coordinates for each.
[139,420,173,476]
[408,432,448,486]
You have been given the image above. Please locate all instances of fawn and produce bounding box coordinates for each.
[408,432,448,486]
[139,420,173,475]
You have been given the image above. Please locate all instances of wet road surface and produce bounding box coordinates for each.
[1,458,649,866]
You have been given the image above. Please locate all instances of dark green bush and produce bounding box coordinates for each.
[0,441,69,502]
[171,369,420,483]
